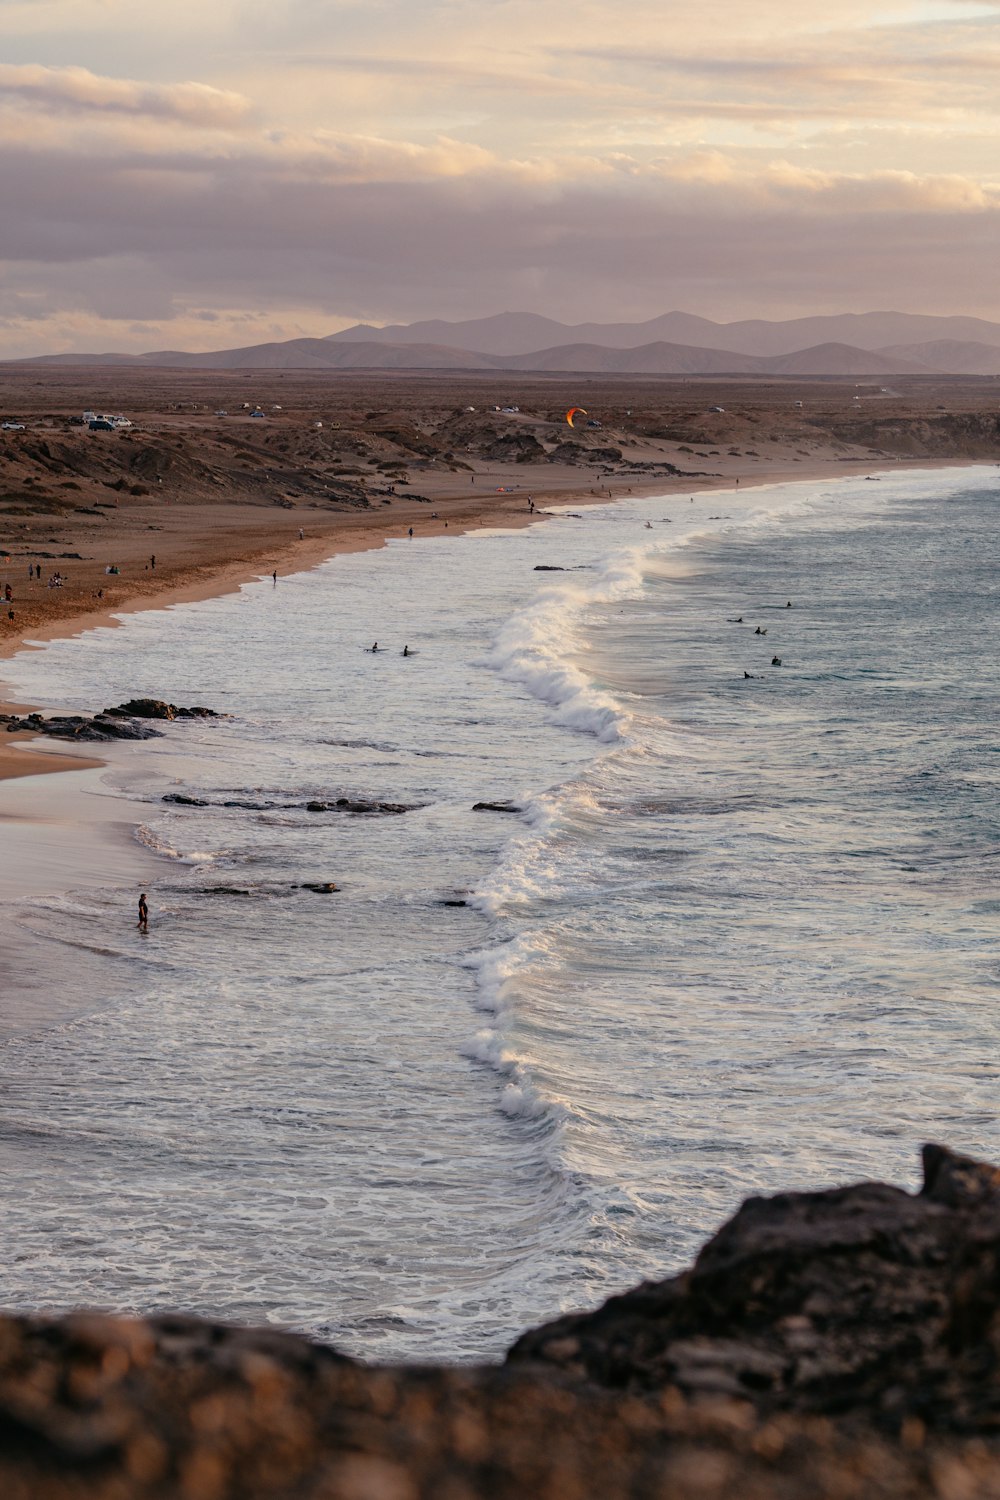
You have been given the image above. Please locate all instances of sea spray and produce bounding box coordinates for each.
[480,547,657,743]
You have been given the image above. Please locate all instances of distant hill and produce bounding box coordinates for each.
[330,310,1000,358]
[9,322,995,376]
[20,339,500,372]
[329,312,573,357]
[874,340,1000,376]
[492,341,763,375]
[763,342,934,376]
[489,340,932,375]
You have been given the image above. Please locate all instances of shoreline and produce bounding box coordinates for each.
[0,454,969,729]
[0,456,988,969]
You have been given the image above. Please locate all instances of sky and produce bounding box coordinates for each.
[2,0,1000,355]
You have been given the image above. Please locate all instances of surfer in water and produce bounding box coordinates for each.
[402,645,411,656]
[371,642,379,652]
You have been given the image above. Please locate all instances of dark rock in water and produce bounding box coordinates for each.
[97,716,161,740]
[298,882,340,893]
[334,796,413,815]
[72,716,162,741]
[7,1149,1000,1498]
[306,797,417,816]
[473,800,520,813]
[103,699,177,720]
[8,700,221,745]
[534,564,566,571]
[162,793,209,806]
[5,712,161,741]
[439,898,468,906]
[104,700,223,721]
[197,886,253,897]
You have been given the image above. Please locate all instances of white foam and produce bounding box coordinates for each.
[134,825,217,863]
[498,1082,551,1120]
[460,935,564,1128]
[481,548,653,744]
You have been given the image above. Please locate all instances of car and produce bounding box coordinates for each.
[1,421,25,430]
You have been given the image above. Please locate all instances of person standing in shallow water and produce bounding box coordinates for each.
[137,893,148,932]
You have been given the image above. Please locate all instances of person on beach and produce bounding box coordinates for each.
[137,893,148,931]
[408,527,413,538]
[272,570,277,585]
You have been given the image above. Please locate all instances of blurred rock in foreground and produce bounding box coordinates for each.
[5,1144,1000,1498]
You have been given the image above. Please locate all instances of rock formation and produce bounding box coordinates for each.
[4,1145,1000,1498]
[2,700,222,743]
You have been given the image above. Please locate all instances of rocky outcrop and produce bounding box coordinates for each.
[3,711,161,741]
[304,797,416,815]
[546,441,624,465]
[161,792,422,815]
[2,700,221,742]
[509,1144,1000,1433]
[5,1147,1000,1498]
[816,410,1000,458]
[480,432,546,462]
[105,699,220,720]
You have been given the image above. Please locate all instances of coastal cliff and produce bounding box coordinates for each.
[4,1145,1000,1498]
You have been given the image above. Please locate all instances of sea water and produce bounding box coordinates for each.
[2,466,999,1361]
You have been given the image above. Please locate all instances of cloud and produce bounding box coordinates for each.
[0,64,252,127]
[1,121,999,358]
[1,3,1000,353]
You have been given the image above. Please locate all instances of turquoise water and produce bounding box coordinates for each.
[1,466,998,1359]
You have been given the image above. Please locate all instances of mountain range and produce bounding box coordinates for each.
[13,311,1000,376]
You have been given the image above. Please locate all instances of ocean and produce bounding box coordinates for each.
[1,465,999,1362]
